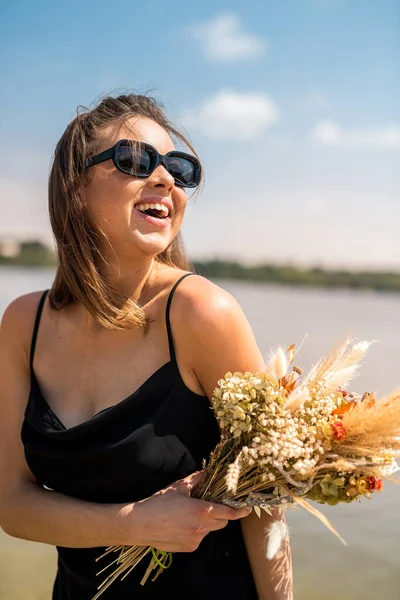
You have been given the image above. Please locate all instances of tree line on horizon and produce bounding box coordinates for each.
[193,259,400,292]
[1,243,399,292]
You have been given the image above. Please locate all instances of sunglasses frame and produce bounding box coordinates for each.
[85,139,201,188]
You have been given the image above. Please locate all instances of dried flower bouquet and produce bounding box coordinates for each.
[92,337,400,599]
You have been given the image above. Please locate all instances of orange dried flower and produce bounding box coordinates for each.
[332,402,355,417]
[366,476,383,492]
[330,420,347,441]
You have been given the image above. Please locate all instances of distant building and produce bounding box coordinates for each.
[0,239,21,257]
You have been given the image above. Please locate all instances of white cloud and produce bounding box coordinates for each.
[183,90,280,140]
[313,120,400,149]
[190,14,267,62]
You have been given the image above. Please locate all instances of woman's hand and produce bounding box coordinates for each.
[128,471,251,552]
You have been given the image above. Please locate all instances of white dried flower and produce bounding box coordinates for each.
[321,365,359,393]
[226,455,242,494]
[286,386,310,411]
[379,459,400,477]
[265,347,288,379]
[350,340,376,361]
[266,520,288,560]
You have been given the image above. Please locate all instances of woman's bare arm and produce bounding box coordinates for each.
[174,276,294,599]
[241,509,293,600]
[0,293,138,548]
[0,294,249,550]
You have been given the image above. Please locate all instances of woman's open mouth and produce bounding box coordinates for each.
[135,202,170,219]
[134,202,171,229]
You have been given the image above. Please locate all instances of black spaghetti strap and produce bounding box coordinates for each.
[29,290,49,372]
[165,272,195,365]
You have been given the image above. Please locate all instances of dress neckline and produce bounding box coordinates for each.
[30,360,207,433]
[27,272,207,434]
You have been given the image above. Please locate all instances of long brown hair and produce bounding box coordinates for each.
[48,93,202,330]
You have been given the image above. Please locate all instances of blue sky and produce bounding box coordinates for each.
[1,0,399,269]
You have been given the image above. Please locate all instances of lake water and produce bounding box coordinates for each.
[0,266,399,600]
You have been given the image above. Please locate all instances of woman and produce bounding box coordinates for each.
[0,93,293,599]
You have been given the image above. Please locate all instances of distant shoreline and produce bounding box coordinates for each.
[193,260,400,293]
[1,257,400,293]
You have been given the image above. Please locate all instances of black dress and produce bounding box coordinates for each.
[21,273,258,599]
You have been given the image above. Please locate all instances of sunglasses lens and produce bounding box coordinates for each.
[166,154,199,187]
[117,142,199,187]
[117,142,155,176]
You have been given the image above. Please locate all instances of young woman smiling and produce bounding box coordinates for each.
[0,94,293,599]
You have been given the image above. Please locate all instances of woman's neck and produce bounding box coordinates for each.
[105,257,158,304]
[71,257,161,333]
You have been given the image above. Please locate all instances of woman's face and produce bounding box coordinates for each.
[84,116,188,261]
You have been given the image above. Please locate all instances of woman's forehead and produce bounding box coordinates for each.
[99,116,175,154]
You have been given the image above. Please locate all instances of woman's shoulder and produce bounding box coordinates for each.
[164,267,257,356]
[165,270,265,400]
[165,269,242,324]
[2,290,47,323]
[1,291,48,357]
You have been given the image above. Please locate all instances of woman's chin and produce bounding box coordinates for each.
[128,229,172,257]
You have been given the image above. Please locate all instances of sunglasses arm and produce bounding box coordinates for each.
[85,147,114,168]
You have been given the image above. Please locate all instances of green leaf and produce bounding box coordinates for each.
[332,477,346,487]
[328,483,338,497]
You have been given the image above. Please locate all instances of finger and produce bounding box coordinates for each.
[229,506,252,520]
[205,503,252,521]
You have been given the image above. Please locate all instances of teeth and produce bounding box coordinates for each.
[135,202,170,217]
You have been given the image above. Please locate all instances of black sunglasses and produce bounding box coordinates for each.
[85,139,201,188]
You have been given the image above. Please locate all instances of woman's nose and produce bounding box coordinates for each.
[147,164,175,190]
